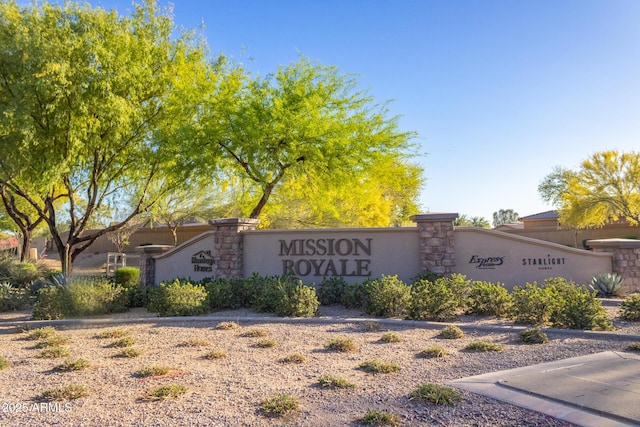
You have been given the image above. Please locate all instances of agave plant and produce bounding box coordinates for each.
[590,273,624,297]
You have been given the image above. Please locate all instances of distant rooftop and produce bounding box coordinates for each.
[519,210,559,221]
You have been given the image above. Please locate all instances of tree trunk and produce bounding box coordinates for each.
[19,231,31,262]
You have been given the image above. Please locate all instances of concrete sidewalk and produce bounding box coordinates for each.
[450,351,640,427]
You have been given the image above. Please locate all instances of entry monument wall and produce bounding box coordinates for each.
[140,213,633,292]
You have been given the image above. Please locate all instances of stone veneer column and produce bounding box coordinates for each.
[135,245,173,286]
[411,213,458,275]
[588,238,640,294]
[210,218,260,279]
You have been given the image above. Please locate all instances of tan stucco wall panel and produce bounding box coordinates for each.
[454,228,612,289]
[154,232,216,285]
[243,228,420,284]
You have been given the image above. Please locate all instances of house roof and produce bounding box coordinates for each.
[519,210,559,221]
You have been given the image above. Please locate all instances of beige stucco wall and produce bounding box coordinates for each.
[154,232,216,285]
[243,227,420,284]
[454,227,613,289]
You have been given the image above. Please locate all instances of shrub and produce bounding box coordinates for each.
[203,277,235,310]
[203,349,227,359]
[464,341,504,352]
[364,275,411,317]
[26,326,57,340]
[38,346,70,359]
[261,394,299,416]
[11,262,40,287]
[94,328,131,339]
[360,409,400,426]
[146,279,208,317]
[114,347,142,358]
[178,338,210,347]
[279,353,306,364]
[341,282,369,309]
[108,337,136,348]
[54,358,90,372]
[519,328,549,344]
[406,278,459,321]
[146,384,187,400]
[511,282,559,325]
[590,273,624,297]
[136,365,171,377]
[253,276,319,317]
[466,281,513,317]
[361,321,382,332]
[32,286,69,320]
[240,328,269,337]
[359,359,401,374]
[410,383,462,405]
[114,267,140,287]
[0,282,31,311]
[215,321,239,330]
[436,325,464,339]
[417,346,448,358]
[316,276,348,305]
[255,339,277,348]
[325,336,358,352]
[411,270,443,284]
[41,384,87,400]
[625,342,640,352]
[620,294,640,321]
[380,332,403,343]
[318,374,356,389]
[0,355,9,370]
[35,335,71,348]
[550,285,613,330]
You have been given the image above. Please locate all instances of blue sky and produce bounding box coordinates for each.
[90,1,640,222]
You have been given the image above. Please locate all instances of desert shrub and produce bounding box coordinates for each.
[436,325,464,339]
[136,365,171,377]
[590,273,624,297]
[511,282,559,325]
[360,409,400,426]
[255,339,277,348]
[364,275,411,317]
[66,277,128,317]
[215,321,239,330]
[380,332,403,343]
[261,394,299,417]
[114,347,142,358]
[38,346,70,359]
[316,276,348,305]
[41,384,87,400]
[550,285,612,330]
[11,262,40,287]
[620,294,640,321]
[464,341,504,352]
[108,337,136,348]
[359,359,401,373]
[410,383,462,405]
[146,384,187,400]
[252,276,318,317]
[318,374,356,389]
[54,358,90,372]
[26,326,57,340]
[0,355,10,370]
[203,277,235,310]
[341,281,369,309]
[32,286,69,320]
[178,338,210,347]
[361,321,382,332]
[94,328,130,339]
[146,279,208,317]
[417,346,448,358]
[411,270,443,284]
[407,278,458,321]
[625,342,640,352]
[0,282,31,311]
[325,336,358,352]
[35,335,71,348]
[240,328,269,337]
[279,353,306,364]
[466,281,513,317]
[114,267,144,307]
[519,328,549,344]
[203,349,227,359]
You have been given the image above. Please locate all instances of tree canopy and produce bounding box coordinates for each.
[454,215,490,228]
[0,0,212,274]
[492,209,520,227]
[541,151,640,228]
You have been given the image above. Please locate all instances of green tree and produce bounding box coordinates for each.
[557,151,640,228]
[195,57,422,223]
[492,209,520,227]
[454,215,490,228]
[538,166,576,207]
[0,0,212,275]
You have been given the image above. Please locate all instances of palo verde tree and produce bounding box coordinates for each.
[0,0,213,275]
[195,57,422,223]
[542,151,640,228]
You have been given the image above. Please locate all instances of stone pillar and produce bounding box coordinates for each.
[135,245,173,286]
[411,213,458,275]
[588,238,640,294]
[210,218,260,279]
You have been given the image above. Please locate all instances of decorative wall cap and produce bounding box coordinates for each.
[135,245,174,254]
[587,238,640,249]
[209,218,261,226]
[411,213,459,222]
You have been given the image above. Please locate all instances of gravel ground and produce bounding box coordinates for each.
[1,304,639,427]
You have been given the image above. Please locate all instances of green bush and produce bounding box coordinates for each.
[410,270,443,284]
[0,282,31,311]
[511,282,559,325]
[466,281,513,317]
[278,282,319,317]
[203,277,235,310]
[250,275,284,313]
[316,276,348,305]
[341,282,369,309]
[519,327,549,344]
[364,275,411,317]
[146,279,208,317]
[620,294,640,321]
[410,383,462,406]
[550,285,612,330]
[32,286,69,320]
[114,267,140,287]
[11,262,40,287]
[407,278,458,321]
